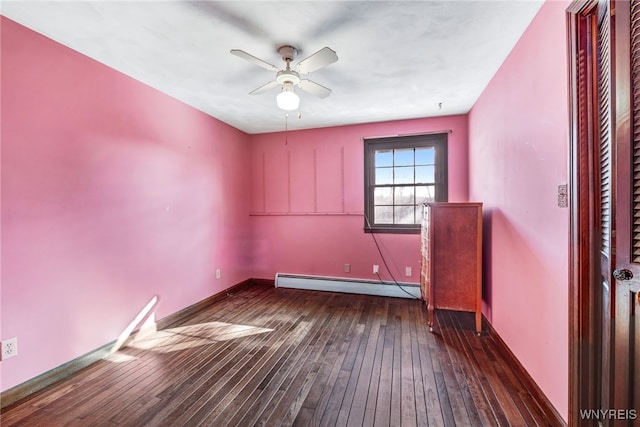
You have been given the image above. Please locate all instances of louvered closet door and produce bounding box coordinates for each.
[596,0,615,414]
[611,0,640,416]
[570,0,639,421]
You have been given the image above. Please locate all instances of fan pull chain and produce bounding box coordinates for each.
[283,112,301,145]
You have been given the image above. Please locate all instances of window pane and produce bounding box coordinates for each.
[364,134,447,232]
[415,166,435,183]
[375,167,393,185]
[375,206,394,224]
[416,185,435,203]
[394,205,414,224]
[394,166,414,184]
[375,150,393,167]
[415,148,435,165]
[394,186,414,205]
[394,149,414,166]
[374,187,393,205]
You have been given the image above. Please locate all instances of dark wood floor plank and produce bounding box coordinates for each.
[292,298,365,427]
[0,375,88,424]
[407,302,429,427]
[316,321,366,427]
[176,309,317,424]
[333,298,378,427]
[429,314,457,427]
[444,312,498,426]
[439,310,484,426]
[20,356,150,425]
[226,294,341,426]
[222,295,340,426]
[346,298,386,427]
[437,325,473,427]
[373,304,396,427]
[389,314,404,426]
[128,289,310,425]
[100,322,253,423]
[444,310,514,427]
[270,297,354,427]
[399,302,418,427]
[414,303,446,426]
[480,338,542,426]
[362,322,387,427]
[0,285,562,427]
[224,294,340,425]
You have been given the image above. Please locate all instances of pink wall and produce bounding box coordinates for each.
[2,3,572,415]
[249,115,468,282]
[1,18,252,391]
[468,0,571,420]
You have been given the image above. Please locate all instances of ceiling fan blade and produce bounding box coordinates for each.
[295,47,338,74]
[230,49,279,72]
[249,80,279,95]
[299,80,332,98]
[190,3,272,40]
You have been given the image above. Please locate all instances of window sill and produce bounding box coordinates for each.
[364,226,421,235]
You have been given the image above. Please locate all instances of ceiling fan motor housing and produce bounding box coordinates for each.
[276,70,300,85]
[276,45,300,86]
[277,45,298,62]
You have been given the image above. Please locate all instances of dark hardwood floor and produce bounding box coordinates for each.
[1,284,561,426]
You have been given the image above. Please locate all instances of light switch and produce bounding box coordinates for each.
[558,184,568,208]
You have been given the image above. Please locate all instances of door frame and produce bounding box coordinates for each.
[567,1,603,424]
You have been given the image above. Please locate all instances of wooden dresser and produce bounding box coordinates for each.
[420,202,483,334]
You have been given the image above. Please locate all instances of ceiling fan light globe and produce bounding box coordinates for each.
[277,90,300,111]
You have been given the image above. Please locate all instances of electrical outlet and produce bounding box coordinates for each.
[405,267,412,277]
[344,264,351,273]
[373,265,379,274]
[215,269,221,279]
[2,337,18,360]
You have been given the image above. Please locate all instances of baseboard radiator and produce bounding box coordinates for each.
[275,273,420,299]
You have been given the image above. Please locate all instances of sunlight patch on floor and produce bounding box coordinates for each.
[104,352,138,363]
[125,321,273,353]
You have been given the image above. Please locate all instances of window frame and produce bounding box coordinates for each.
[363,133,448,234]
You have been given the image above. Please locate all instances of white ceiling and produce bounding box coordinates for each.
[2,1,544,134]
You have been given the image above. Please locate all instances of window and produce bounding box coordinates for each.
[364,133,448,233]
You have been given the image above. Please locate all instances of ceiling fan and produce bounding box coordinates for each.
[230,45,338,111]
